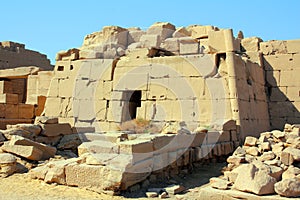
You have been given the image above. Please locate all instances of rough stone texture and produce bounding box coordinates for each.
[244,136,257,146]
[1,143,43,161]
[0,153,16,177]
[34,116,58,124]
[233,163,277,195]
[275,178,300,197]
[6,124,42,135]
[40,123,72,137]
[283,147,300,161]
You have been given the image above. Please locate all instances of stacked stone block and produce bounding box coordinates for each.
[262,40,300,130]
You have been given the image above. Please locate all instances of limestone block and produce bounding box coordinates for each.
[7,124,41,135]
[40,123,72,137]
[77,140,119,156]
[160,38,179,53]
[1,143,43,161]
[266,70,280,87]
[152,135,176,153]
[65,163,122,192]
[79,50,100,59]
[128,30,145,44]
[119,139,153,154]
[263,54,293,71]
[275,178,300,197]
[280,69,300,86]
[208,29,236,53]
[241,37,262,52]
[0,94,18,104]
[18,104,34,119]
[286,87,300,102]
[140,34,161,48]
[179,37,199,55]
[260,40,287,55]
[146,22,175,41]
[172,27,191,38]
[5,104,19,118]
[283,147,300,161]
[286,39,300,54]
[153,152,168,171]
[9,135,56,160]
[187,25,215,39]
[35,116,58,124]
[0,153,16,177]
[0,66,40,79]
[233,163,277,195]
[0,80,13,94]
[43,97,62,117]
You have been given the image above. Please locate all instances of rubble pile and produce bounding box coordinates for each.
[0,116,80,176]
[209,124,300,197]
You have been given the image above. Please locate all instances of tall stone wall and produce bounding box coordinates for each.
[262,40,300,130]
[42,22,276,141]
[0,41,53,70]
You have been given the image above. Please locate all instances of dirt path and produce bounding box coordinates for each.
[0,163,225,200]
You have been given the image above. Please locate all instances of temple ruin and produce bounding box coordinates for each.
[0,22,299,197]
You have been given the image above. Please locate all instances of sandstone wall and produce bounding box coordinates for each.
[0,41,53,71]
[261,40,300,130]
[42,22,276,142]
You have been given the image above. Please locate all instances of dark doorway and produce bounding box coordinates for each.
[121,90,142,122]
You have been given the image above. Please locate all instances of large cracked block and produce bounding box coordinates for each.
[9,135,56,160]
[40,123,72,137]
[140,34,161,48]
[179,37,199,55]
[1,143,43,161]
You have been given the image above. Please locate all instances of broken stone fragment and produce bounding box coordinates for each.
[40,123,72,137]
[0,153,17,177]
[164,184,185,195]
[146,192,158,198]
[283,147,300,161]
[233,163,277,195]
[1,143,43,161]
[282,166,300,180]
[244,136,257,146]
[34,116,58,124]
[272,130,285,139]
[210,177,230,190]
[280,151,294,165]
[6,124,42,136]
[226,156,245,166]
[274,178,300,197]
[9,135,56,160]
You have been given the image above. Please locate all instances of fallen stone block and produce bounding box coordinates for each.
[210,177,230,190]
[164,184,185,195]
[1,143,43,161]
[146,191,158,198]
[2,129,35,140]
[233,163,277,195]
[280,151,294,165]
[57,134,82,150]
[7,124,42,135]
[179,37,199,55]
[119,139,153,162]
[244,136,257,146]
[140,34,161,49]
[9,135,56,160]
[282,166,300,180]
[283,147,300,161]
[172,27,191,38]
[0,153,16,177]
[275,178,300,197]
[40,123,72,137]
[34,116,58,124]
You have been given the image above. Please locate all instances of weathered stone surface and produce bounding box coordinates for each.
[40,123,72,137]
[34,116,58,124]
[7,124,42,135]
[259,151,275,162]
[57,134,82,150]
[275,178,300,197]
[0,153,16,164]
[246,146,259,156]
[77,140,119,156]
[272,130,285,139]
[2,129,35,140]
[280,151,294,165]
[1,143,43,161]
[164,184,185,195]
[146,192,158,198]
[210,177,230,190]
[244,136,257,146]
[283,147,300,161]
[233,163,277,195]
[0,132,6,142]
[9,135,56,160]
[282,166,300,180]
[0,153,17,177]
[0,66,40,79]
[227,156,245,166]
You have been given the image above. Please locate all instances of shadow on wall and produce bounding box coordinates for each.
[264,58,300,130]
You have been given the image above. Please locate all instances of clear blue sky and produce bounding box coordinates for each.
[1,0,299,64]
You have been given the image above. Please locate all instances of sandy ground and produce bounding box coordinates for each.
[0,162,225,200]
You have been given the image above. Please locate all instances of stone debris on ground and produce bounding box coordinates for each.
[209,123,300,198]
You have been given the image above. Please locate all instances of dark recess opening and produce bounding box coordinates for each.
[128,90,142,119]
[57,66,64,71]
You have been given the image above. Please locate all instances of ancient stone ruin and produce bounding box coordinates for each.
[0,22,299,198]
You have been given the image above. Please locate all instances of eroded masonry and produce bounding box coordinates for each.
[0,22,299,196]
